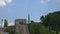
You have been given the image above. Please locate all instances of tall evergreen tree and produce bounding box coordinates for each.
[4,19,8,32]
[4,19,8,27]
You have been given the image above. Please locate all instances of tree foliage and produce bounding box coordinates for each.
[40,11,60,34]
[7,26,14,34]
[4,19,8,32]
[28,23,52,34]
[4,19,8,27]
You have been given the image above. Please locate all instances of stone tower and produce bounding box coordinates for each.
[15,19,30,34]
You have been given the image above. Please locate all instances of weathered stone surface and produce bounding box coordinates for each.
[15,19,30,34]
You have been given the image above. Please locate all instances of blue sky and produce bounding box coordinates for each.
[0,0,60,25]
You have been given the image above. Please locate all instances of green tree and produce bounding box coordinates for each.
[40,11,60,34]
[7,26,14,34]
[28,23,41,34]
[28,22,51,34]
[4,19,8,27]
[31,20,34,23]
[4,19,8,32]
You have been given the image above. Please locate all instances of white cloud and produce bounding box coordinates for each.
[8,22,14,26]
[40,0,60,4]
[0,0,13,6]
[40,0,45,3]
[6,0,12,3]
[0,0,6,6]
[40,0,50,3]
[0,22,14,27]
